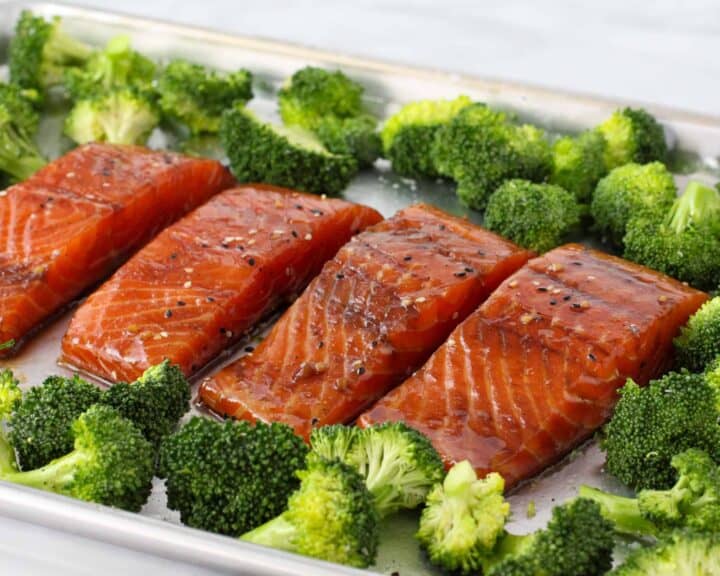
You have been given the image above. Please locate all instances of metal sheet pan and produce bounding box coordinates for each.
[1,2,719,574]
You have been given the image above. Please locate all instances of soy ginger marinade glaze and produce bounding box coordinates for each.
[358,244,708,489]
[0,143,233,354]
[200,204,534,438]
[60,184,382,382]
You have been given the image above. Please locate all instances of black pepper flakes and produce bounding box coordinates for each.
[219,327,227,335]
[454,271,467,278]
[563,295,572,301]
[371,340,378,348]
[207,296,215,303]
[439,224,446,230]
[318,341,324,349]
[538,287,548,292]
[477,250,485,256]
[291,230,298,238]
[248,258,256,266]
[311,417,320,425]
[588,352,597,361]
[336,273,345,280]
[357,366,366,375]
[244,345,255,353]
[164,310,173,318]
[310,208,324,216]
[572,302,582,309]
[572,261,583,266]
[549,299,557,306]
[465,267,474,273]
[403,256,412,261]
[170,253,178,260]
[295,204,304,210]
[177,300,186,307]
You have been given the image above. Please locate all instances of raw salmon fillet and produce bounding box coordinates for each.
[358,244,708,488]
[0,143,232,353]
[60,185,382,382]
[200,204,533,438]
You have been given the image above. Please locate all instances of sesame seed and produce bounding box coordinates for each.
[184,267,194,274]
[415,297,427,303]
[548,263,564,272]
[249,229,257,235]
[401,298,412,307]
[520,313,534,325]
[248,238,256,246]
[66,172,75,178]
[225,331,233,338]
[183,281,192,288]
[587,275,596,281]
[273,229,285,235]
[160,331,168,338]
[580,300,590,309]
[509,280,518,288]
[658,295,668,303]
[305,233,313,240]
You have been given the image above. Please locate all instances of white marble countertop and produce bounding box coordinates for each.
[1,0,718,574]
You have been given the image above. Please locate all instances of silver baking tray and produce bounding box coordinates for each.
[1,2,720,574]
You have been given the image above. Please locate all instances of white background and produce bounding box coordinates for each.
[0,0,718,574]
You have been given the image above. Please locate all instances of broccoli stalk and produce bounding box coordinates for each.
[0,370,22,474]
[666,181,720,234]
[9,11,93,93]
[0,405,154,511]
[241,455,379,568]
[675,297,720,372]
[581,448,720,535]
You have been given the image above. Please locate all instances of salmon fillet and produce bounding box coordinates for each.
[358,244,708,489]
[0,143,232,353]
[200,204,533,438]
[60,185,382,382]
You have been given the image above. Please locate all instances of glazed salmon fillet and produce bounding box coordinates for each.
[358,244,708,488]
[60,185,382,382]
[200,204,533,438]
[0,143,232,353]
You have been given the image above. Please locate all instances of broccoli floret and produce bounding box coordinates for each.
[432,103,553,210]
[550,130,607,203]
[580,448,720,536]
[315,114,381,168]
[416,461,510,574]
[220,105,357,195]
[278,66,364,130]
[241,454,379,568]
[64,89,160,145]
[0,83,47,181]
[1,405,154,511]
[9,375,102,471]
[590,161,677,246]
[158,416,308,536]
[9,11,93,94]
[602,372,720,491]
[310,424,360,463]
[100,361,190,446]
[380,95,473,179]
[0,370,22,474]
[157,59,252,134]
[596,107,668,170]
[610,530,720,575]
[675,297,720,372]
[484,179,581,253]
[623,181,720,290]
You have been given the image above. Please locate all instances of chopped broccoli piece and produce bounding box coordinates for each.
[0,83,47,181]
[590,161,677,246]
[610,530,720,575]
[484,179,581,253]
[580,448,720,536]
[675,296,720,372]
[0,370,22,474]
[602,372,720,491]
[315,114,381,168]
[9,375,102,471]
[596,107,668,170]
[380,95,473,179]
[310,424,360,463]
[9,11,92,94]
[550,130,607,203]
[157,59,252,134]
[220,105,357,195]
[158,417,308,536]
[241,454,379,568]
[278,66,364,130]
[1,405,154,511]
[64,89,160,145]
[0,339,15,351]
[623,180,720,290]
[100,360,190,446]
[416,461,510,574]
[432,103,552,210]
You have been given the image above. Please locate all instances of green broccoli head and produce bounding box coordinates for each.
[242,454,379,568]
[380,95,473,179]
[602,373,720,491]
[220,105,357,195]
[675,297,720,372]
[2,405,154,511]
[596,107,667,170]
[486,498,614,576]
[315,114,381,168]
[9,11,93,93]
[157,59,253,134]
[550,130,607,203]
[484,179,581,253]
[64,89,160,145]
[310,424,360,463]
[0,369,22,474]
[158,416,309,536]
[278,66,364,129]
[101,360,190,446]
[610,530,720,575]
[9,375,103,471]
[349,422,445,517]
[590,161,677,246]
[416,461,510,574]
[432,103,552,210]
[0,83,46,182]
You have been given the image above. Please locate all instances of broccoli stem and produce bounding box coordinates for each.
[241,514,297,552]
[480,532,536,573]
[47,31,93,64]
[666,180,720,234]
[578,486,656,536]
[2,449,87,491]
[0,435,17,474]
